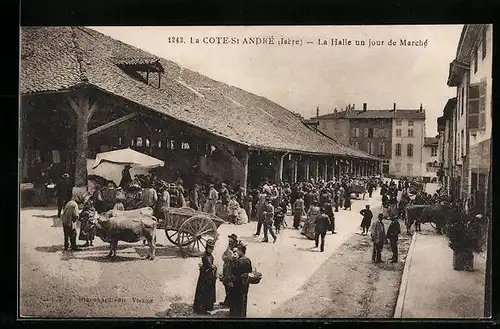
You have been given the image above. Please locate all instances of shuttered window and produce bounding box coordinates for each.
[468,84,479,129]
[407,144,414,157]
[395,143,401,156]
[368,141,373,154]
[468,82,482,129]
[479,79,487,129]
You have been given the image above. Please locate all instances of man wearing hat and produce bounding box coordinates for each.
[386,215,401,263]
[370,213,386,263]
[204,184,218,215]
[220,233,238,307]
[262,196,277,243]
[56,173,73,217]
[274,206,285,234]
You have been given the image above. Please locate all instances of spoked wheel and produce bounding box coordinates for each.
[178,215,219,257]
[165,229,191,246]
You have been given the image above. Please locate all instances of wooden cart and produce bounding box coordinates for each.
[157,207,227,257]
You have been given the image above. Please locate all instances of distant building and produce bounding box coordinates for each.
[422,137,439,183]
[446,24,492,215]
[436,98,457,195]
[307,103,426,178]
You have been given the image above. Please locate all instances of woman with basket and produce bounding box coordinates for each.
[229,243,258,318]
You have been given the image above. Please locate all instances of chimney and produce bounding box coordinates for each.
[420,103,423,113]
[334,108,337,113]
[363,103,367,112]
[316,106,320,118]
[393,103,396,111]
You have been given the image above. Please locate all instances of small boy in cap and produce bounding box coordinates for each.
[274,206,285,234]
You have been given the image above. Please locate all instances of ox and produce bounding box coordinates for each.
[405,204,453,235]
[87,210,157,260]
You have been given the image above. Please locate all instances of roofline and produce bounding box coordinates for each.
[312,126,383,161]
[21,83,382,160]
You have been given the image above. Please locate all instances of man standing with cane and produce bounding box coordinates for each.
[370,213,386,263]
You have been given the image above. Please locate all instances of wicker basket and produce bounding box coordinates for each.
[247,271,262,284]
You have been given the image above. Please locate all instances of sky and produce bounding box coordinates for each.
[91,25,463,137]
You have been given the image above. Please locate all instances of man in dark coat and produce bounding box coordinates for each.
[57,173,73,217]
[386,216,401,263]
[360,205,373,235]
[314,208,331,252]
[367,182,374,198]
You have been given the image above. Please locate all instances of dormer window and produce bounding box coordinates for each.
[115,57,165,88]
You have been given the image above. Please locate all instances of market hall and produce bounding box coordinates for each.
[20,26,382,198]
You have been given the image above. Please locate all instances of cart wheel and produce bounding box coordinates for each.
[165,229,191,246]
[178,215,218,257]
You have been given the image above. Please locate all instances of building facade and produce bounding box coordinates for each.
[422,137,439,183]
[446,24,492,215]
[390,108,426,179]
[309,104,425,178]
[437,98,457,196]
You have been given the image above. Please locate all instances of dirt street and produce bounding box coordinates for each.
[20,189,410,318]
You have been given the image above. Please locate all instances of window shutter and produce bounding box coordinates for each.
[479,79,487,129]
[468,84,480,129]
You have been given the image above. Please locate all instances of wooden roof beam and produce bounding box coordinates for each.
[86,112,139,137]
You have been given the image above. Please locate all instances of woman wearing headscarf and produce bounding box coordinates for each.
[229,243,253,318]
[193,239,217,315]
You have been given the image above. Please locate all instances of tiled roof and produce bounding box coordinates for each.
[424,137,438,146]
[315,109,425,120]
[20,26,380,161]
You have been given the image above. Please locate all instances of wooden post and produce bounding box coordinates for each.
[293,157,298,183]
[331,158,335,179]
[278,153,284,184]
[315,159,319,181]
[242,149,249,195]
[66,92,99,187]
[305,158,310,180]
[324,159,328,181]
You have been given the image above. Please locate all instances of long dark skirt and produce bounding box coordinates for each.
[229,290,248,318]
[193,270,216,313]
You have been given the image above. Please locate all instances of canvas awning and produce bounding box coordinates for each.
[92,147,164,169]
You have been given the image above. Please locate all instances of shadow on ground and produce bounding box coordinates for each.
[135,245,181,258]
[35,244,130,253]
